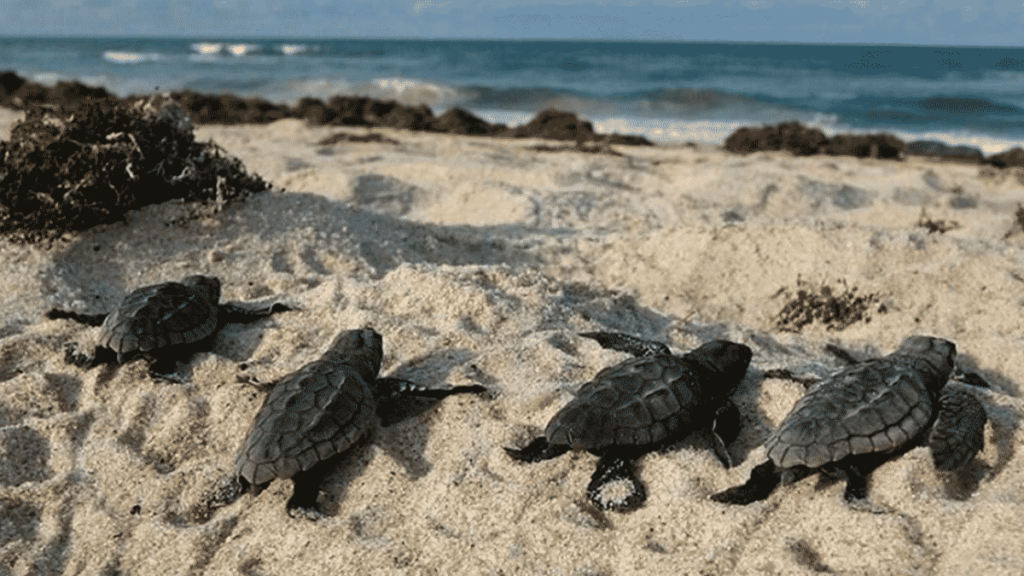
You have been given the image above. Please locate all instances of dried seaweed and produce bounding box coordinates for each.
[0,96,270,243]
[774,279,881,332]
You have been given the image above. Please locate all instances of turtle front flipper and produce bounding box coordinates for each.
[286,459,337,518]
[930,388,987,471]
[218,301,295,324]
[505,437,570,462]
[46,308,109,327]
[710,460,783,505]
[587,451,646,512]
[711,399,741,468]
[579,332,672,358]
[375,377,486,399]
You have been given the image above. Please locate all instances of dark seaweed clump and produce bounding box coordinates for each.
[723,120,1024,168]
[0,72,653,147]
[317,132,398,146]
[724,121,828,156]
[774,280,881,332]
[724,122,902,159]
[917,209,960,234]
[0,96,270,243]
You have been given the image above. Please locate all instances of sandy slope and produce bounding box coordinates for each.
[2,108,1023,575]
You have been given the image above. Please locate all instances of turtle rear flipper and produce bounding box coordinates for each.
[930,388,987,471]
[285,459,336,517]
[710,460,784,505]
[587,451,646,511]
[505,437,570,462]
[579,331,672,357]
[375,377,486,398]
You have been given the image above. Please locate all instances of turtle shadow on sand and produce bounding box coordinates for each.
[321,346,486,513]
[43,189,557,292]
[39,190,562,379]
[323,347,491,516]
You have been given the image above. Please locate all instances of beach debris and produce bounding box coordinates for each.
[46,275,292,381]
[219,328,485,517]
[711,336,988,510]
[774,279,880,333]
[526,142,625,157]
[0,93,271,243]
[506,332,752,512]
[317,132,399,145]
[1003,203,1024,240]
[917,208,960,234]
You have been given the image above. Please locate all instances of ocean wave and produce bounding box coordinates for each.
[227,43,260,57]
[278,44,314,56]
[191,42,223,56]
[272,78,356,103]
[188,42,261,57]
[27,71,62,86]
[102,51,161,65]
[354,77,471,108]
[259,77,469,108]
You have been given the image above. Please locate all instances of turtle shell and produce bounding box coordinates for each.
[235,328,382,486]
[545,341,751,452]
[765,336,956,470]
[98,276,221,361]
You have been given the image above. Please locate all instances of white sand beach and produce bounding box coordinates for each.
[1,107,1023,575]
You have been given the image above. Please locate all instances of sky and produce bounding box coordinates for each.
[1,0,1023,46]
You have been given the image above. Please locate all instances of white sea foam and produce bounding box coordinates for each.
[227,44,260,57]
[592,116,747,145]
[28,71,61,86]
[471,110,539,129]
[358,77,469,108]
[279,44,308,56]
[102,51,161,65]
[191,42,223,55]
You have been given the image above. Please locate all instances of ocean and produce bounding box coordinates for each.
[2,37,1023,154]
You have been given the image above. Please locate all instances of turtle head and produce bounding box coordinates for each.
[181,275,221,304]
[894,335,956,383]
[692,340,753,392]
[323,327,384,381]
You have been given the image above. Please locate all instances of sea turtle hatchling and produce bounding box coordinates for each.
[218,327,486,516]
[46,275,292,380]
[711,335,988,508]
[505,332,753,512]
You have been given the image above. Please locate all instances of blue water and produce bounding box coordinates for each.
[3,37,1024,153]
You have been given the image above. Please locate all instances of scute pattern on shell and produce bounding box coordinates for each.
[235,360,376,486]
[99,282,218,356]
[766,360,936,469]
[545,354,702,451]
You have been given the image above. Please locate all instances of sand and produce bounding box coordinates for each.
[1,106,1023,575]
